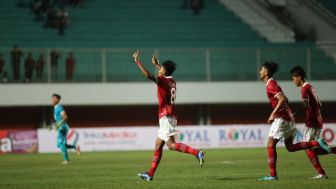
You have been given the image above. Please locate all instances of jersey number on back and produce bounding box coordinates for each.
[170,88,176,104]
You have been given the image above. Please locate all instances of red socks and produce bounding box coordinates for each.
[147,143,198,177]
[148,150,162,177]
[289,141,320,152]
[268,147,277,177]
[306,149,325,174]
[174,143,199,156]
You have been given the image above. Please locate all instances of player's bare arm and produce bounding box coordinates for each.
[268,93,286,123]
[152,54,161,70]
[133,50,158,83]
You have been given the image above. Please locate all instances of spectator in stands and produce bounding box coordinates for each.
[31,0,44,21]
[57,8,69,35]
[36,54,45,81]
[66,52,75,81]
[45,7,58,28]
[10,45,23,81]
[40,0,51,13]
[24,53,35,82]
[50,50,60,81]
[0,53,8,82]
[191,0,203,15]
[182,0,204,15]
[0,53,5,76]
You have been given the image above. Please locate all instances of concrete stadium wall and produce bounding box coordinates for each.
[0,81,336,106]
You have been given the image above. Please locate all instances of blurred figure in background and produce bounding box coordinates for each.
[57,8,69,35]
[31,0,44,21]
[44,7,69,35]
[191,0,203,15]
[30,0,51,21]
[10,45,23,81]
[0,53,8,82]
[50,50,60,81]
[36,54,45,81]
[45,7,58,28]
[182,0,204,15]
[66,52,75,81]
[24,52,35,82]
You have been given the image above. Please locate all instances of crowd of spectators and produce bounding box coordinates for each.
[17,0,84,35]
[0,45,76,83]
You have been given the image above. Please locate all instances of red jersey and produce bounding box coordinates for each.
[301,82,323,128]
[157,76,177,119]
[266,78,293,121]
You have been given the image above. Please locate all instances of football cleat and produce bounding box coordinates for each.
[318,138,331,153]
[258,176,278,181]
[61,160,69,165]
[137,172,153,181]
[309,174,328,179]
[197,150,205,167]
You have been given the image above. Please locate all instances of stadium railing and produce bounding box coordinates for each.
[0,47,335,83]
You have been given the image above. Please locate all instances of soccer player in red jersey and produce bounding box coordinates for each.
[291,66,335,179]
[258,61,330,181]
[132,50,205,181]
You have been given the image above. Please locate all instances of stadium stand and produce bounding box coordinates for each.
[0,0,335,82]
[0,0,266,47]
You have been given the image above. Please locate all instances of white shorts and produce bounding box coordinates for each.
[268,118,297,140]
[158,116,179,142]
[303,127,321,142]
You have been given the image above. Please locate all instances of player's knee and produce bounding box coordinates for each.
[167,143,175,150]
[285,145,295,152]
[154,145,162,151]
[267,142,276,148]
[59,144,67,150]
[286,148,295,152]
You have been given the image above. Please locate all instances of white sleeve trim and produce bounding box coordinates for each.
[274,92,283,98]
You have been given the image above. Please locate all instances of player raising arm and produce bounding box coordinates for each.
[133,50,158,83]
[133,50,205,182]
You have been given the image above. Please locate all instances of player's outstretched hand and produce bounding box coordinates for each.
[152,53,158,65]
[133,50,140,62]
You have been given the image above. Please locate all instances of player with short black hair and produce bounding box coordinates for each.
[262,61,279,77]
[132,50,205,181]
[51,93,80,164]
[291,65,335,179]
[52,93,61,100]
[161,60,176,76]
[258,61,330,181]
[290,65,306,79]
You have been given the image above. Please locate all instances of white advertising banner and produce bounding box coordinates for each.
[37,124,336,153]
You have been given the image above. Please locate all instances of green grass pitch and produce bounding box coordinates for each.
[0,148,335,189]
